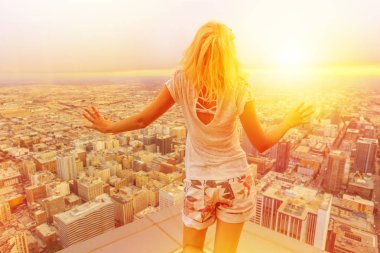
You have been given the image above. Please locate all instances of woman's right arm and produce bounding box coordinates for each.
[239,100,314,153]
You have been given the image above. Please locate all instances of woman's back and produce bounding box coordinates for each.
[165,70,254,180]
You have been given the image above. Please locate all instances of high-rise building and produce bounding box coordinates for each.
[156,135,172,155]
[276,140,290,173]
[355,138,378,174]
[45,181,70,197]
[325,150,350,193]
[0,201,11,223]
[135,171,149,188]
[170,126,187,140]
[143,134,156,145]
[21,160,36,180]
[77,176,103,201]
[94,167,111,183]
[347,172,374,200]
[119,186,149,214]
[1,229,29,253]
[252,171,332,250]
[54,193,114,248]
[159,182,184,209]
[33,151,57,173]
[56,152,77,181]
[41,195,65,223]
[25,184,47,204]
[31,170,55,186]
[111,193,134,225]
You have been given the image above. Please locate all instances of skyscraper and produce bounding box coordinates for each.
[251,171,332,250]
[159,182,184,209]
[276,140,290,173]
[54,193,114,248]
[156,135,172,155]
[325,150,350,193]
[0,201,11,223]
[56,152,77,181]
[355,138,378,174]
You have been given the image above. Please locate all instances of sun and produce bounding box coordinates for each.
[275,44,311,68]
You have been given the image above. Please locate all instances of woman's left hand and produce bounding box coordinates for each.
[82,106,113,133]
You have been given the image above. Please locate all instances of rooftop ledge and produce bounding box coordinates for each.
[57,205,326,253]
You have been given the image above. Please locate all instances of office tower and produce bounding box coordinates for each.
[111,193,134,225]
[116,169,134,185]
[247,156,275,176]
[170,126,187,140]
[56,152,77,181]
[35,223,58,247]
[25,184,47,204]
[77,176,103,201]
[0,166,21,187]
[45,181,70,197]
[363,125,375,138]
[0,201,11,223]
[276,140,290,173]
[143,182,161,207]
[119,186,149,214]
[41,195,65,223]
[132,188,149,213]
[143,134,156,145]
[325,150,349,193]
[347,172,374,200]
[31,170,55,186]
[135,171,149,188]
[160,161,176,174]
[251,171,332,250]
[355,138,378,174]
[159,183,184,209]
[21,160,36,180]
[32,151,57,172]
[276,197,331,249]
[75,148,87,167]
[133,160,147,172]
[54,194,114,248]
[156,135,172,155]
[122,155,134,170]
[32,209,47,225]
[3,230,29,253]
[94,167,111,183]
[108,176,129,189]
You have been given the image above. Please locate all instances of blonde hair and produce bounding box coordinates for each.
[181,21,247,101]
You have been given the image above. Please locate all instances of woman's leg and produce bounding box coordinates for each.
[213,218,244,253]
[182,223,208,253]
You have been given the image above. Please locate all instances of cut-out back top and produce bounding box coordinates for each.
[195,89,217,115]
[165,69,254,180]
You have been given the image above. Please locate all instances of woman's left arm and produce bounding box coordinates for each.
[83,85,175,134]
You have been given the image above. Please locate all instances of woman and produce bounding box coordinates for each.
[83,21,314,253]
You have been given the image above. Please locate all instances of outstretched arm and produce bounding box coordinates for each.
[239,101,314,153]
[83,85,175,134]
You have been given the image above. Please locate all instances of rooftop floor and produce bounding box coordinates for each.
[58,205,326,253]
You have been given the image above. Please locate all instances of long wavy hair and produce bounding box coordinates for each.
[180,21,247,101]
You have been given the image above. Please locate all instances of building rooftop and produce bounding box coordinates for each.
[57,205,326,253]
[54,194,112,224]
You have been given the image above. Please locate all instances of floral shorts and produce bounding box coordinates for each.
[182,172,255,230]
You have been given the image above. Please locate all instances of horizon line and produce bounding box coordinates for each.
[1,65,380,78]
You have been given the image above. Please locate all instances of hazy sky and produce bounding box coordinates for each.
[1,0,379,74]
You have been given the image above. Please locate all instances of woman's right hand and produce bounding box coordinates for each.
[283,102,315,129]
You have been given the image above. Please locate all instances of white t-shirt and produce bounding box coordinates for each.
[165,70,254,180]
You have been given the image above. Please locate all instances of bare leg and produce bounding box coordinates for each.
[213,218,244,253]
[182,223,208,253]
